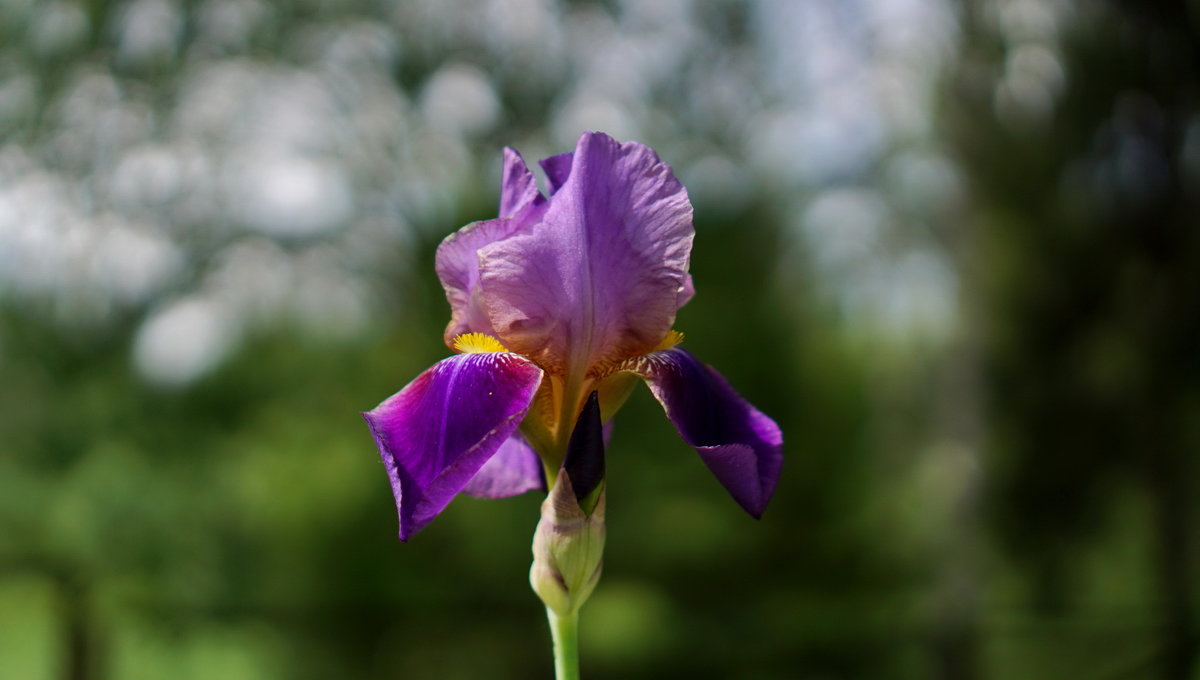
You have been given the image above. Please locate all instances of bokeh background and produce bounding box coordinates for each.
[1,0,1198,678]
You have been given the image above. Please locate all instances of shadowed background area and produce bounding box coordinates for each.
[1,0,1197,678]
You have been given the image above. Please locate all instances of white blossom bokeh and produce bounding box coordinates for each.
[0,0,1016,386]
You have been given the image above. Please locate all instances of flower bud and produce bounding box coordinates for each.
[563,392,605,515]
[530,473,606,615]
[530,391,606,615]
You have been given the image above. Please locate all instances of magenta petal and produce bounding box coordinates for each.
[480,132,695,375]
[362,352,543,540]
[628,347,782,517]
[462,431,545,498]
[499,147,546,219]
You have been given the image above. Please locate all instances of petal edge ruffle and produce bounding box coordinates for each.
[480,132,695,377]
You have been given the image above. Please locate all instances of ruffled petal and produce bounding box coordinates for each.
[363,352,544,540]
[623,347,782,517]
[479,132,695,377]
[461,431,545,498]
[437,151,548,346]
[435,218,526,344]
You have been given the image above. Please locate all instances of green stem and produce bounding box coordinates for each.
[547,608,580,680]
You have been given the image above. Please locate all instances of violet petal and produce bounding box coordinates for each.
[480,131,695,376]
[462,431,546,499]
[625,347,782,517]
[436,218,526,344]
[363,352,543,540]
[499,147,546,219]
[437,150,548,345]
[538,151,573,195]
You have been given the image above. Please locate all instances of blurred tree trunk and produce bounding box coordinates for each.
[947,0,1199,678]
[933,143,985,680]
[62,572,100,680]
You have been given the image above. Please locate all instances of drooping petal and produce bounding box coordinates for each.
[623,347,782,518]
[462,431,545,498]
[363,352,544,540]
[479,131,695,377]
[499,147,546,219]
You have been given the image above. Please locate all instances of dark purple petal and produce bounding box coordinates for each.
[363,352,543,540]
[538,151,573,195]
[563,391,605,505]
[625,347,782,517]
[462,431,545,498]
[499,147,546,219]
[479,132,694,377]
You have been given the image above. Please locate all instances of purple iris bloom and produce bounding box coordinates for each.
[363,132,783,541]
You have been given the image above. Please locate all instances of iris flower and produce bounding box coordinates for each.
[364,132,782,541]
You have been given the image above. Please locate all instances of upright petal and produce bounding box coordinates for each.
[436,218,526,344]
[363,352,543,540]
[462,431,545,498]
[538,151,573,195]
[480,132,695,377]
[437,151,547,346]
[623,347,782,517]
[499,147,546,219]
